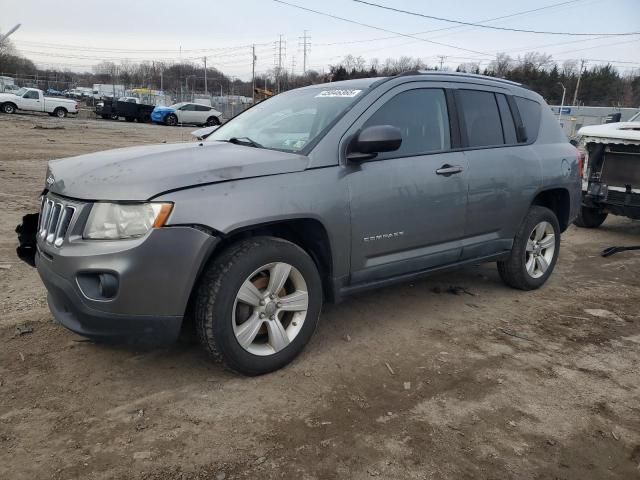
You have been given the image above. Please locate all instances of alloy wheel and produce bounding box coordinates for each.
[525,221,555,278]
[232,262,309,356]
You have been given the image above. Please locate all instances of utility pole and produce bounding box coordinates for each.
[438,55,446,71]
[572,59,586,106]
[277,35,285,94]
[299,30,310,75]
[251,44,256,103]
[203,56,207,95]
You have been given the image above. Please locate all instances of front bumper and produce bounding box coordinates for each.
[36,225,218,344]
[582,185,640,220]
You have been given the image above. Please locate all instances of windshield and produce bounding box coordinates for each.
[629,111,640,122]
[207,86,366,153]
[14,87,27,96]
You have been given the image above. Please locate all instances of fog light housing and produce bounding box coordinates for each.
[77,272,119,300]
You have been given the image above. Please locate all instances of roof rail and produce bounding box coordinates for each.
[396,70,522,87]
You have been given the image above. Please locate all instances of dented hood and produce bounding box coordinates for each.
[46,141,309,201]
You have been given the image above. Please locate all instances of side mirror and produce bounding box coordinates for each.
[347,125,402,161]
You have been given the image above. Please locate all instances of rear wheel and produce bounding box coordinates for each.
[206,116,220,126]
[53,107,67,118]
[194,236,322,375]
[165,114,178,126]
[497,206,561,291]
[574,206,608,228]
[1,103,16,114]
[110,114,119,120]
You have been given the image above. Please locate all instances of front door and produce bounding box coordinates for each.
[346,85,469,285]
[20,90,42,111]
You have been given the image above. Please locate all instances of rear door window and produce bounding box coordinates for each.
[496,94,518,144]
[514,97,541,143]
[458,90,504,147]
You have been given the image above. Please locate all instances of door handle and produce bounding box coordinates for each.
[435,164,463,176]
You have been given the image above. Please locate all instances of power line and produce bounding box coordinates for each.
[272,0,495,57]
[315,0,584,47]
[13,40,273,54]
[352,0,640,36]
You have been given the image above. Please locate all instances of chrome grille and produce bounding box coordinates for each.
[39,197,76,247]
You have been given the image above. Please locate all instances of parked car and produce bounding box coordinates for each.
[1,84,20,94]
[574,111,640,227]
[96,97,154,122]
[21,72,580,375]
[46,88,64,97]
[151,102,222,126]
[0,87,78,117]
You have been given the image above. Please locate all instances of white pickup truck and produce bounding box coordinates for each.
[0,87,79,118]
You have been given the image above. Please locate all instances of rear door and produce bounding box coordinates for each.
[455,88,541,259]
[194,104,213,124]
[346,83,469,284]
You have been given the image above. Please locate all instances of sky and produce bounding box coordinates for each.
[1,0,639,80]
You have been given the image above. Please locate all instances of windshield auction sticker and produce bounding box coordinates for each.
[315,89,362,98]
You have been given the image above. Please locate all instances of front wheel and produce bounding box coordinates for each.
[1,103,16,114]
[574,206,608,228]
[194,237,322,375]
[206,116,220,126]
[165,114,178,126]
[497,206,561,291]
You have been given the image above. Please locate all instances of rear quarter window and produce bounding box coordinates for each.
[514,97,541,143]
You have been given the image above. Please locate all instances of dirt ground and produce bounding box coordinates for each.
[1,112,639,480]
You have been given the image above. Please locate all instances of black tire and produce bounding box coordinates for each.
[53,107,67,118]
[497,206,561,291]
[206,116,221,126]
[574,206,608,228]
[125,116,135,122]
[110,114,119,121]
[165,114,178,126]
[1,103,16,114]
[194,236,323,376]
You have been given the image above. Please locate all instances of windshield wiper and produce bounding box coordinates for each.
[226,136,263,148]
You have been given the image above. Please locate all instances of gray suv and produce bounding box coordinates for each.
[29,72,581,375]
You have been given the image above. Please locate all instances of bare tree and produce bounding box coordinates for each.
[488,52,513,77]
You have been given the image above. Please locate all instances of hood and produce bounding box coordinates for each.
[191,125,219,140]
[46,141,310,201]
[578,122,640,144]
[0,92,18,100]
[152,106,175,113]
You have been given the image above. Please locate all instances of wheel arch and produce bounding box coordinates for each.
[1,101,17,112]
[183,217,336,324]
[218,219,334,301]
[531,187,571,232]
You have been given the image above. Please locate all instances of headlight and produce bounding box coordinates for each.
[83,202,173,240]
